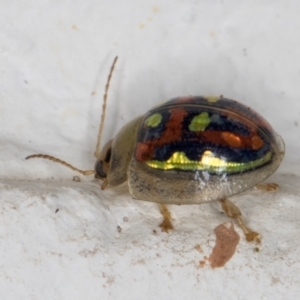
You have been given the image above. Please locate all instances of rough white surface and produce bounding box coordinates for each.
[1,1,300,299]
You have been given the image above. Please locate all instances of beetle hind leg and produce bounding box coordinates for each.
[157,204,174,232]
[220,199,260,243]
[254,182,279,192]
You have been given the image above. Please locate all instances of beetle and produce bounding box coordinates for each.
[26,57,285,243]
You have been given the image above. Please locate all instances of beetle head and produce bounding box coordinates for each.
[94,139,113,188]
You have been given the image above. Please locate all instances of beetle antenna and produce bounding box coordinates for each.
[94,56,118,158]
[26,154,95,176]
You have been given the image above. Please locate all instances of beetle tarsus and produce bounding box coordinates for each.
[158,203,174,232]
[220,199,261,243]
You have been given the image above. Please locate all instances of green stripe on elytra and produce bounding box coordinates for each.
[189,112,210,131]
[145,113,162,127]
[146,151,273,173]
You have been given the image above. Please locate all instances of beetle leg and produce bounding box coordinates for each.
[101,179,108,190]
[158,204,174,232]
[220,199,260,243]
[254,183,279,192]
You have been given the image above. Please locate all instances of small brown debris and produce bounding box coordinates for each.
[209,222,240,268]
[199,260,206,268]
[195,244,203,253]
[73,176,81,182]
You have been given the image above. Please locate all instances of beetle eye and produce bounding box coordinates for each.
[104,147,112,163]
[95,161,107,178]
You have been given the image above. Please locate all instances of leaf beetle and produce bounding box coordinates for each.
[26,57,285,243]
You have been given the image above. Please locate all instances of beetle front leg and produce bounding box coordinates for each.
[220,199,260,243]
[157,203,174,232]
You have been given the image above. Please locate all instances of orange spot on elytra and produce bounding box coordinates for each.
[222,132,241,147]
[135,143,154,161]
[251,136,263,150]
[201,131,264,151]
[136,108,188,162]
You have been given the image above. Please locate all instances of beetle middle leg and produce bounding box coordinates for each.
[220,199,260,243]
[158,204,174,232]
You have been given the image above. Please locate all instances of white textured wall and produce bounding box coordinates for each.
[1,1,300,299]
